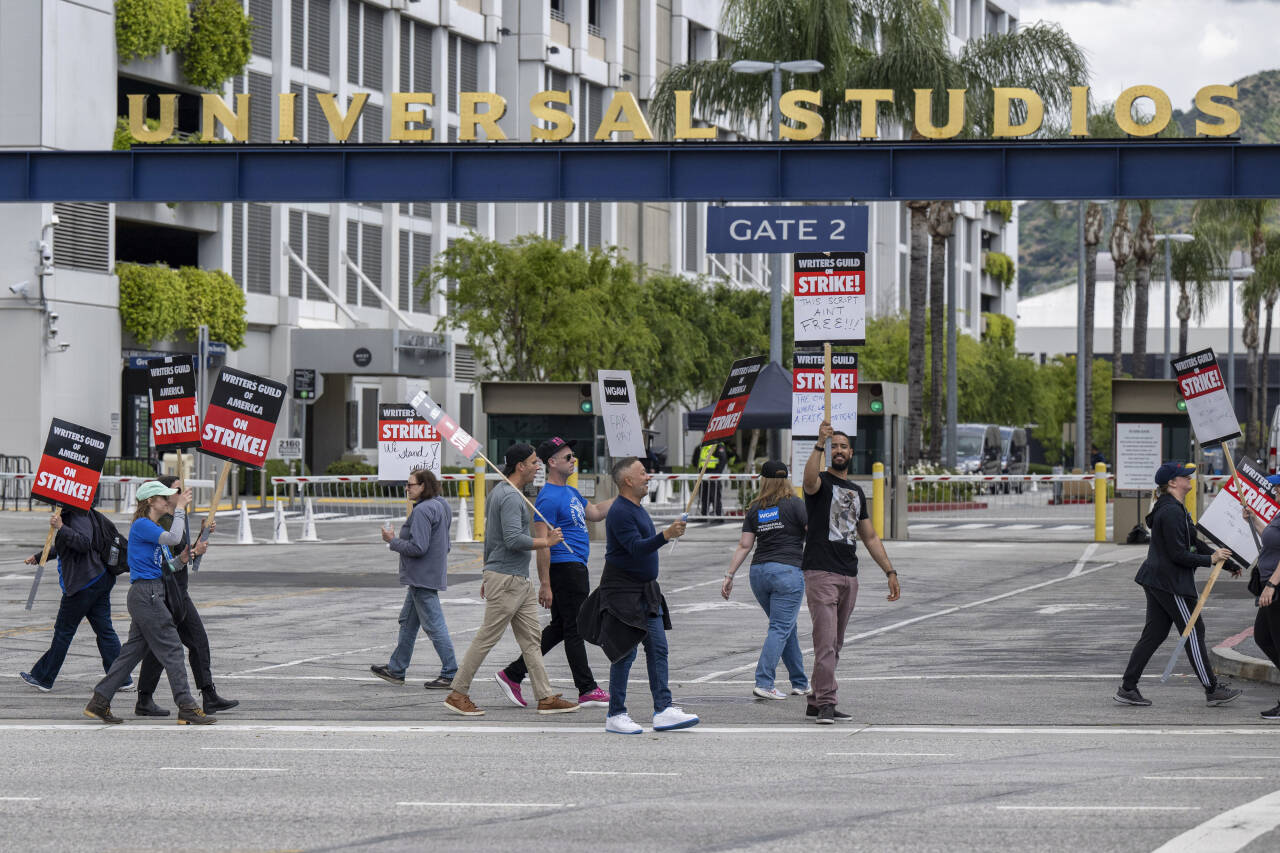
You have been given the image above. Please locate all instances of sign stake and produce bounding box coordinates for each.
[24,506,62,611]
[204,462,232,533]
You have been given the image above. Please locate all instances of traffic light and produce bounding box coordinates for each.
[1175,398,1187,412]
[579,383,593,414]
[863,382,885,415]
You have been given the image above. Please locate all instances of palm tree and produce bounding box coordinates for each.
[1253,233,1280,437]
[1109,201,1133,378]
[905,200,931,463]
[1170,237,1218,357]
[1130,201,1157,378]
[927,201,957,462]
[1082,202,1105,453]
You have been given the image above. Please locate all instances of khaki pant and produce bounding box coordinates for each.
[804,569,859,709]
[449,571,554,702]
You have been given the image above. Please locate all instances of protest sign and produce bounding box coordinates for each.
[702,355,767,445]
[409,390,481,461]
[597,369,645,457]
[377,403,442,481]
[1172,348,1240,446]
[200,367,287,469]
[146,356,200,451]
[1196,456,1277,572]
[790,350,858,479]
[793,252,867,346]
[31,418,110,511]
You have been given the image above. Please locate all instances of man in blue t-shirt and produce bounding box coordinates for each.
[495,436,617,709]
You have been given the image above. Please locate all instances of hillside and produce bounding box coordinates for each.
[1018,69,1280,297]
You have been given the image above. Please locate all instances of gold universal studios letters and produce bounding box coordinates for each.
[127,84,1242,144]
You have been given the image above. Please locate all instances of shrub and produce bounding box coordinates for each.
[117,263,247,348]
[183,0,252,89]
[325,458,377,476]
[984,200,1014,223]
[983,251,1016,289]
[115,0,191,63]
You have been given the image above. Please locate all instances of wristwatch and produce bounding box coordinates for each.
[1267,580,1278,590]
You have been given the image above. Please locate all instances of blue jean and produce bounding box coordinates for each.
[748,561,808,691]
[387,586,458,679]
[607,613,671,718]
[29,573,121,688]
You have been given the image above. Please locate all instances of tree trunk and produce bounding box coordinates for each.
[906,201,931,465]
[926,202,955,465]
[1264,299,1276,450]
[1246,301,1261,454]
[1177,283,1191,357]
[1131,202,1156,379]
[745,429,760,475]
[1109,201,1133,378]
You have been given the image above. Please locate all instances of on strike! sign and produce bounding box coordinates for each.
[793,252,867,346]
[1197,456,1278,571]
[200,367,287,468]
[147,356,200,451]
[1173,348,1240,446]
[32,419,110,511]
[377,403,442,481]
[703,355,767,444]
[410,390,482,461]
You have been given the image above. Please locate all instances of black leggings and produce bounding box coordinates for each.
[1122,586,1216,691]
[1254,599,1280,669]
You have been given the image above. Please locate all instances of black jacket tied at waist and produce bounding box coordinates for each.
[579,562,672,663]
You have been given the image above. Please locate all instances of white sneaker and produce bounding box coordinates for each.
[652,706,700,731]
[119,680,137,693]
[791,686,812,696]
[752,686,787,700]
[605,713,643,735]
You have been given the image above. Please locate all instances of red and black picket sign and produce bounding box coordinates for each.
[32,418,111,511]
[200,367,287,469]
[146,356,200,451]
[702,355,767,444]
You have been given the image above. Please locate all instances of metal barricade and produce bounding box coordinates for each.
[271,474,481,521]
[0,455,33,510]
[0,474,215,514]
[905,473,1111,537]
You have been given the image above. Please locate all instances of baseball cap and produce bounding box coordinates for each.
[1266,474,1280,487]
[761,460,788,479]
[503,442,537,473]
[136,480,179,501]
[536,436,577,463]
[1154,461,1196,486]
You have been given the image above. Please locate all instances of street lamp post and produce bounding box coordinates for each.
[730,59,823,461]
[1156,234,1194,377]
[1227,263,1256,406]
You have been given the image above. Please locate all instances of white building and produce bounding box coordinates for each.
[0,0,1020,473]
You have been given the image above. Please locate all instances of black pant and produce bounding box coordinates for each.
[503,562,597,695]
[138,570,213,694]
[1122,586,1216,691]
[700,479,723,518]
[1254,599,1280,669]
[29,573,121,688]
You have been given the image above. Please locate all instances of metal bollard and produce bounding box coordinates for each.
[1094,463,1107,542]
[872,462,885,540]
[473,461,486,539]
[1186,472,1198,521]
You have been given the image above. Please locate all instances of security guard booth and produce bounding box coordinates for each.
[1111,378,1195,544]
[855,381,909,540]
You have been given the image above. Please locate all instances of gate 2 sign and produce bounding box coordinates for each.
[706,206,869,254]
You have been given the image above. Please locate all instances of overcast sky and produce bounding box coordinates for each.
[1017,1,1280,108]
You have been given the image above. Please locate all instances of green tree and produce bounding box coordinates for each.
[115,0,191,64]
[1109,200,1134,378]
[1170,236,1219,357]
[183,0,253,90]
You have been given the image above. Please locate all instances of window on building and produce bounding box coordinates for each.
[399,19,433,93]
[449,35,479,114]
[985,4,1002,36]
[247,0,272,59]
[291,0,330,74]
[398,229,432,313]
[230,203,273,294]
[347,1,384,90]
[550,0,565,23]
[588,0,600,35]
[547,203,566,243]
[456,350,478,385]
[458,391,475,432]
[287,210,331,301]
[237,71,274,143]
[346,220,383,306]
[53,203,110,273]
[289,83,331,143]
[684,202,698,272]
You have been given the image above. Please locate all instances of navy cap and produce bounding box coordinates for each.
[1267,474,1280,487]
[1154,460,1196,486]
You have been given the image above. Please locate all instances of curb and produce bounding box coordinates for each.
[1211,626,1280,685]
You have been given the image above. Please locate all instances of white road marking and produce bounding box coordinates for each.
[397,801,572,808]
[1070,542,1099,577]
[235,645,387,673]
[1000,524,1042,530]
[998,806,1198,812]
[1151,789,1280,852]
[1036,604,1127,616]
[566,771,680,776]
[1052,525,1086,530]
[159,767,289,772]
[1142,776,1267,781]
[0,797,41,801]
[667,578,724,594]
[951,523,995,530]
[907,523,941,529]
[668,601,755,614]
[826,752,955,757]
[200,747,391,753]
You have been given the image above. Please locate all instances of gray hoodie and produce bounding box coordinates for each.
[388,496,452,590]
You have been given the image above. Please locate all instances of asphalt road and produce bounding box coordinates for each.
[2,514,1279,852]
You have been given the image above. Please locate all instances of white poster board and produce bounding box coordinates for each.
[790,351,857,481]
[1115,422,1163,492]
[793,253,867,346]
[597,369,646,458]
[1196,458,1278,572]
[1173,348,1241,446]
[377,403,441,481]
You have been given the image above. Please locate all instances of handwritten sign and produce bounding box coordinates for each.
[597,369,645,458]
[378,403,442,481]
[1172,347,1240,446]
[793,252,866,346]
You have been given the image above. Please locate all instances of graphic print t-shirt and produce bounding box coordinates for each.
[801,472,869,576]
[742,495,807,568]
[535,482,589,564]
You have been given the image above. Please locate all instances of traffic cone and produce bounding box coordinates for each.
[454,498,473,542]
[299,498,319,542]
[273,501,290,544]
[236,500,253,545]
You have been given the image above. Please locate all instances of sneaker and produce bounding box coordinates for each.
[605,713,643,734]
[791,686,812,696]
[752,686,787,701]
[1206,684,1242,706]
[1261,702,1280,720]
[578,687,610,708]
[815,704,835,725]
[83,693,123,725]
[495,671,527,707]
[177,705,217,725]
[119,678,136,693]
[370,664,405,686]
[444,691,484,716]
[537,694,580,715]
[805,704,851,721]
[1114,686,1152,707]
[652,706,700,731]
[423,676,453,690]
[19,672,51,693]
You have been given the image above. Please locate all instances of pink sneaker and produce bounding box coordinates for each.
[495,671,526,707]
[578,687,609,708]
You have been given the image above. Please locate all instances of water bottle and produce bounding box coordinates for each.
[108,541,119,567]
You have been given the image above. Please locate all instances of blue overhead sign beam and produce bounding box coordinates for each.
[0,140,1274,202]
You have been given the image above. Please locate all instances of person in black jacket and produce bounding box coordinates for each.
[1115,461,1241,707]
[19,507,126,692]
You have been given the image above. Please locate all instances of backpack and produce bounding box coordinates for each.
[91,510,129,576]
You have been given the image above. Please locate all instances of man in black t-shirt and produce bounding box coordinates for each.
[802,421,901,724]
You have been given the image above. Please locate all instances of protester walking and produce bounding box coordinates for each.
[443,443,578,717]
[83,480,215,725]
[132,475,236,718]
[801,421,900,724]
[20,506,127,692]
[1115,461,1241,708]
[1241,474,1280,720]
[370,468,458,691]
[495,437,614,709]
[722,460,810,701]
[580,456,699,734]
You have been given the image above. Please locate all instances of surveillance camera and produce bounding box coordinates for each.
[48,214,59,226]
[47,311,58,322]
[38,242,52,265]
[8,281,30,297]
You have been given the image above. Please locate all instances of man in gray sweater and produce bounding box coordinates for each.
[444,443,579,716]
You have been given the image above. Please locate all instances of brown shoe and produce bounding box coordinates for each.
[444,691,484,716]
[84,692,123,725]
[536,694,580,715]
[177,705,217,725]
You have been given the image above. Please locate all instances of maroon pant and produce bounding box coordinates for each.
[805,570,859,709]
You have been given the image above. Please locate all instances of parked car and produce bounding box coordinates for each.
[949,424,1003,477]
[1000,426,1029,493]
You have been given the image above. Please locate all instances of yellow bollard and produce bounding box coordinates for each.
[473,460,486,539]
[459,478,471,498]
[567,468,579,490]
[1094,462,1107,542]
[1186,471,1197,522]
[872,462,885,540]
